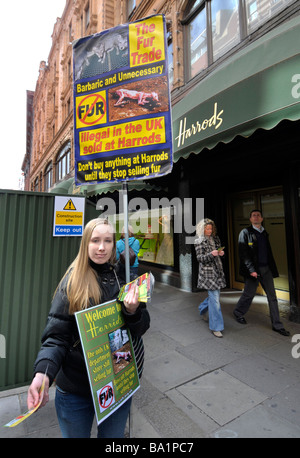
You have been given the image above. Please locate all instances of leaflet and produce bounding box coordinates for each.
[118,272,155,303]
[3,371,48,428]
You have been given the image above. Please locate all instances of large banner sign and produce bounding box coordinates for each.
[73,14,173,185]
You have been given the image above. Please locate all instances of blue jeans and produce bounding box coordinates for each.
[55,387,132,438]
[198,290,224,332]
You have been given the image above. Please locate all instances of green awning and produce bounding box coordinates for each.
[69,179,162,196]
[50,177,162,196]
[50,177,74,194]
[172,15,300,162]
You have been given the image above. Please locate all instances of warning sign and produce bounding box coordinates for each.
[53,196,85,237]
[64,199,77,210]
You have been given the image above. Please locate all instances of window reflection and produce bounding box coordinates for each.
[245,0,294,34]
[44,163,52,192]
[188,8,207,79]
[57,142,71,182]
[211,0,240,61]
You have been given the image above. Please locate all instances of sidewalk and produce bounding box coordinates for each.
[1,282,300,438]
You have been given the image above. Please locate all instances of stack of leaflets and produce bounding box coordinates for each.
[118,272,155,304]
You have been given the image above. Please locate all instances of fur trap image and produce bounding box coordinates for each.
[109,76,169,122]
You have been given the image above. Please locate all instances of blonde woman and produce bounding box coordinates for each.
[194,218,226,337]
[27,218,150,438]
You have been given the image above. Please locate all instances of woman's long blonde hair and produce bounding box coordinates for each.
[196,218,217,238]
[60,218,116,314]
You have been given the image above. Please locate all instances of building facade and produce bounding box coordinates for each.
[25,0,117,193]
[23,0,300,320]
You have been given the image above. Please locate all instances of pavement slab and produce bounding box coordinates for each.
[175,369,267,426]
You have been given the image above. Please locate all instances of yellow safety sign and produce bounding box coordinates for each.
[53,196,85,237]
[64,199,77,210]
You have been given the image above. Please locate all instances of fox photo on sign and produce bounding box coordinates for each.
[73,14,173,185]
[75,300,140,425]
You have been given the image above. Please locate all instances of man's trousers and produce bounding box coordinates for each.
[234,265,284,330]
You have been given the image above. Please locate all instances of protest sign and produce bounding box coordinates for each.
[73,14,173,185]
[75,299,139,425]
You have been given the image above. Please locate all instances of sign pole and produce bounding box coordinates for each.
[122,181,131,437]
[122,182,130,284]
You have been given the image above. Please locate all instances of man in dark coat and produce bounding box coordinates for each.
[233,210,289,336]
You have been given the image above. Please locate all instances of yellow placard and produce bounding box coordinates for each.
[55,211,83,225]
[79,117,166,156]
[129,15,165,67]
[76,91,107,129]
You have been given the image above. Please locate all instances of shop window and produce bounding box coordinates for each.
[56,142,71,182]
[211,0,240,61]
[245,0,295,34]
[44,162,52,192]
[114,207,174,267]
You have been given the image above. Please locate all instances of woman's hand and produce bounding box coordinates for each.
[123,283,139,314]
[27,373,50,410]
[212,249,224,256]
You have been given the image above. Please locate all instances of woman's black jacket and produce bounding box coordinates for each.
[33,261,150,397]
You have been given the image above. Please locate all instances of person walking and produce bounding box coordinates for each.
[194,218,226,338]
[27,217,150,438]
[233,209,289,336]
[116,225,140,278]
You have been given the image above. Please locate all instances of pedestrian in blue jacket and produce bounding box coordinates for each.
[116,225,140,277]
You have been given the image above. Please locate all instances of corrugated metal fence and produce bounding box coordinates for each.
[0,190,98,391]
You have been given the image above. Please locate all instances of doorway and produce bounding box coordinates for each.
[229,187,289,301]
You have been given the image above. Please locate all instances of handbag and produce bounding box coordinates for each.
[120,246,136,266]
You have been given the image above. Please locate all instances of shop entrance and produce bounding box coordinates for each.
[229,187,289,301]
